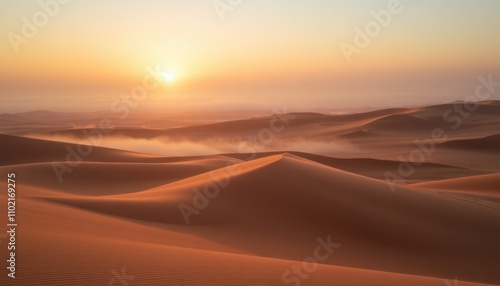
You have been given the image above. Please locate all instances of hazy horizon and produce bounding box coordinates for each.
[2,98,485,115]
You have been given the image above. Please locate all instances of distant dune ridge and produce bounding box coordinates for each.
[440,134,500,152]
[1,101,499,285]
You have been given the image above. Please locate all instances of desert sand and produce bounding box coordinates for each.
[1,101,499,285]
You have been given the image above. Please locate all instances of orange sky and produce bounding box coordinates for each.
[1,0,499,113]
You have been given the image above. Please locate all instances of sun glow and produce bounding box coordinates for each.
[162,72,176,83]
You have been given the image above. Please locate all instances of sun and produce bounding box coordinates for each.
[162,72,176,83]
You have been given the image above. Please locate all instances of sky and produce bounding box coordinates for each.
[1,0,500,113]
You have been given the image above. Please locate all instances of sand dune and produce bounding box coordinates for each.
[7,197,491,286]
[1,134,485,191]
[0,133,151,166]
[28,101,500,161]
[411,173,500,196]
[337,129,381,139]
[226,151,487,182]
[441,134,500,152]
[34,153,500,284]
[412,102,500,119]
[2,101,500,285]
[3,101,494,139]
[361,114,438,134]
[1,160,241,196]
[0,113,36,124]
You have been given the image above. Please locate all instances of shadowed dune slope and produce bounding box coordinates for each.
[3,198,492,286]
[361,114,438,133]
[0,160,242,196]
[0,133,153,165]
[441,134,500,151]
[0,133,241,166]
[410,102,500,121]
[411,173,500,196]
